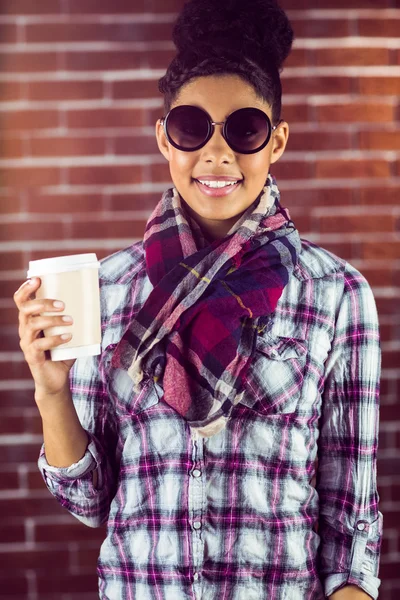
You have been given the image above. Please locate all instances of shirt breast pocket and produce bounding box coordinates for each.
[242,334,308,415]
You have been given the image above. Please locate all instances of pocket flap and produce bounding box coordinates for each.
[256,335,307,360]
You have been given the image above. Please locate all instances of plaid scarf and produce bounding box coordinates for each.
[111,175,301,437]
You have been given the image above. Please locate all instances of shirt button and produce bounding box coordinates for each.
[192,469,202,478]
[193,521,202,530]
[270,349,278,358]
[357,522,366,531]
[193,572,199,581]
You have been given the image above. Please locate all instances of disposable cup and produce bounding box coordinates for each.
[27,253,101,361]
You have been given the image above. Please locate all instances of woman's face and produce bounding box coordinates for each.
[156,74,289,241]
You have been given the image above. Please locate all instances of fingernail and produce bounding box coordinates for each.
[53,301,64,308]
[28,278,36,285]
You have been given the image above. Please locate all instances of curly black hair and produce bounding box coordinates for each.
[158,0,294,125]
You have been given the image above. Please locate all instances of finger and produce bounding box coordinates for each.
[20,297,65,320]
[24,314,73,345]
[24,332,73,365]
[13,277,40,309]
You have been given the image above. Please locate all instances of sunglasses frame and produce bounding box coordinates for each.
[160,105,282,155]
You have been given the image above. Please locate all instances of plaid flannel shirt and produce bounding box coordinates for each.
[38,239,383,600]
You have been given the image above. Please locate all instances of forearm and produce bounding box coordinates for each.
[328,585,373,600]
[36,384,89,468]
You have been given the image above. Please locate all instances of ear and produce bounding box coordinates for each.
[155,119,171,161]
[269,120,289,165]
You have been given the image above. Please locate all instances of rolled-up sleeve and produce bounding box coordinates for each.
[38,352,118,528]
[317,264,383,599]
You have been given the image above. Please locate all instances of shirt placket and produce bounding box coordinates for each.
[189,429,205,595]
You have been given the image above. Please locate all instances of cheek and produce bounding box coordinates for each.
[169,151,197,180]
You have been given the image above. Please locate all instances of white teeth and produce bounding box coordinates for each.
[197,180,240,188]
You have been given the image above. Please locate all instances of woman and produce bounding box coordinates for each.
[13,0,382,598]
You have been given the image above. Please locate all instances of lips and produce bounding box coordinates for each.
[194,179,242,197]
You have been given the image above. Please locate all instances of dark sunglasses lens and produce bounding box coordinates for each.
[166,106,209,150]
[225,108,270,153]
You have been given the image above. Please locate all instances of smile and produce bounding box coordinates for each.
[194,179,242,197]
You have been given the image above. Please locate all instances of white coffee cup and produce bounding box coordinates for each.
[27,253,101,361]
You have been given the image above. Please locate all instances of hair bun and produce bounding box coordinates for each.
[172,0,294,72]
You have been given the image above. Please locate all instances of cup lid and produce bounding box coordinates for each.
[27,253,100,277]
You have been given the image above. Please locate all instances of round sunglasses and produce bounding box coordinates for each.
[160,105,282,155]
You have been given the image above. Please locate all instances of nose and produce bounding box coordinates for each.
[200,123,234,164]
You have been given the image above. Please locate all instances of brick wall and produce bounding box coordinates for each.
[0,1,399,598]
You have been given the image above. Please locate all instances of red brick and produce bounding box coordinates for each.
[282,76,352,96]
[284,188,356,208]
[0,548,69,571]
[0,167,60,188]
[359,77,400,96]
[358,18,400,38]
[358,266,394,288]
[319,214,396,235]
[67,0,148,13]
[26,21,173,44]
[67,108,145,129]
[382,350,400,370]
[36,572,98,595]
[0,196,23,215]
[111,79,160,100]
[289,18,350,38]
[0,0,62,13]
[0,413,27,434]
[0,389,35,408]
[362,240,400,260]
[0,23,17,43]
[68,165,142,186]
[375,297,399,319]
[2,110,59,132]
[27,470,46,490]
[109,193,159,212]
[146,49,178,69]
[0,81,22,101]
[27,193,105,213]
[282,48,308,69]
[0,523,25,544]
[76,545,100,569]
[395,160,400,177]
[315,159,390,180]
[0,307,21,326]
[0,470,19,490]
[0,220,64,242]
[25,413,42,435]
[270,160,314,180]
[66,50,142,71]
[273,104,310,124]
[0,137,24,159]
[30,135,106,157]
[70,219,146,239]
[149,162,175,183]
[288,130,352,152]
[27,80,104,102]
[1,53,58,73]
[0,574,28,595]
[316,103,394,123]
[359,129,400,151]
[36,521,106,543]
[0,443,42,465]
[315,48,390,67]
[114,135,158,155]
[359,185,400,205]
[309,241,356,262]
[0,497,64,519]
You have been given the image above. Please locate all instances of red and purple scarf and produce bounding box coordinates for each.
[111,175,301,437]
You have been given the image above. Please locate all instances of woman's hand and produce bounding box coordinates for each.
[13,277,76,401]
